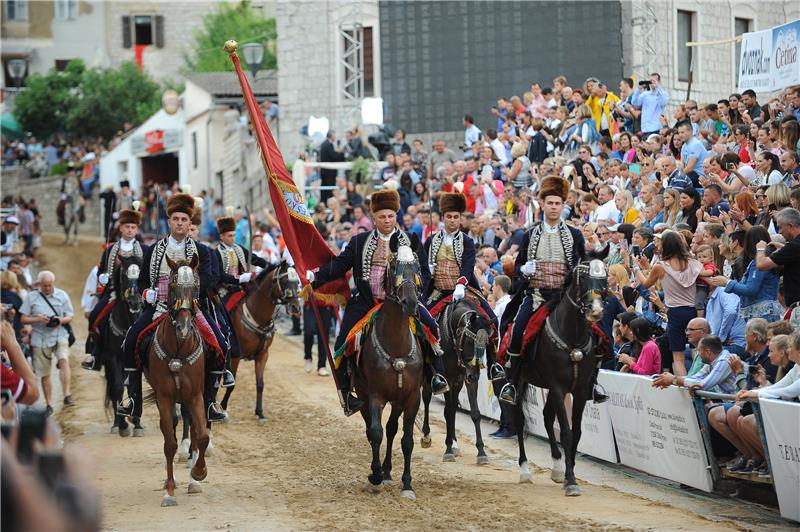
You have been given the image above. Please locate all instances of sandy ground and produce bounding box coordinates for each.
[40,234,793,532]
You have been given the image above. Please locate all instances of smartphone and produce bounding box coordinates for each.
[620,239,629,251]
[748,364,760,375]
[17,408,48,464]
[631,244,641,257]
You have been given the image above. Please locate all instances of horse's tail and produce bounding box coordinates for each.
[142,388,157,407]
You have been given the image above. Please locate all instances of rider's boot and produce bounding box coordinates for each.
[499,353,521,405]
[335,362,364,416]
[430,344,450,395]
[81,333,102,371]
[591,368,608,403]
[222,352,236,388]
[117,368,139,418]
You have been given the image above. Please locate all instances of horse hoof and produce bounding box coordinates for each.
[519,461,533,483]
[382,479,394,487]
[420,436,432,448]
[119,426,132,438]
[110,426,119,434]
[551,462,565,484]
[257,417,267,426]
[222,412,232,424]
[161,495,178,507]
[565,484,581,497]
[362,482,381,494]
[188,479,203,494]
[191,466,208,482]
[477,455,490,465]
[442,453,456,463]
[133,428,145,438]
[451,442,461,457]
[400,490,416,501]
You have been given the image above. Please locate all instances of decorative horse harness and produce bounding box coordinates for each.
[237,266,300,358]
[440,302,489,370]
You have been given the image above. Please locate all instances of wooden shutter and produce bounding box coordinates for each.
[122,16,132,48]
[155,15,164,48]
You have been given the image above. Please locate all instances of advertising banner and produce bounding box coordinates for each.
[772,20,800,92]
[601,372,713,492]
[759,398,800,523]
[737,20,800,92]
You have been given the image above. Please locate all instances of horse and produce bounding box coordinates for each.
[58,175,82,245]
[514,255,608,496]
[355,233,424,500]
[144,255,209,507]
[101,254,144,437]
[420,297,493,464]
[219,261,301,424]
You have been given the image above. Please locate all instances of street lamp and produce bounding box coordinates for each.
[240,42,264,80]
[7,58,27,89]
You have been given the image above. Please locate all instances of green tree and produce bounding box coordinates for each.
[186,0,277,73]
[13,60,161,140]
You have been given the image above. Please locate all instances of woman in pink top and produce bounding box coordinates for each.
[634,230,711,377]
[618,317,661,375]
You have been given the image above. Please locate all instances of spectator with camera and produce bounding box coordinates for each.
[19,271,74,416]
[1,320,39,407]
[630,73,669,137]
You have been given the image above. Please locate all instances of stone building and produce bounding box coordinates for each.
[275,0,800,158]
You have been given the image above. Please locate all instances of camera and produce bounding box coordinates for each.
[638,80,652,90]
[748,364,760,375]
[46,316,61,328]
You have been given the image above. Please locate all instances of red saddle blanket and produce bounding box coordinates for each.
[90,299,116,333]
[135,311,224,369]
[428,293,498,338]
[225,291,247,312]
[497,306,610,365]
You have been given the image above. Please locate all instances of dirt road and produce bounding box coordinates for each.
[45,235,788,531]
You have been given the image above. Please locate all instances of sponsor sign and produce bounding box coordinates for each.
[738,20,800,92]
[131,129,182,156]
[759,398,800,523]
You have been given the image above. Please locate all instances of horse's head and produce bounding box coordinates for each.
[570,246,609,323]
[166,254,199,341]
[386,232,421,316]
[452,300,491,379]
[269,261,301,315]
[117,255,142,315]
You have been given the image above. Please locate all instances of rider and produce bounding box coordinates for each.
[82,207,146,371]
[423,192,504,381]
[119,193,229,422]
[214,214,268,374]
[500,176,598,405]
[307,188,449,416]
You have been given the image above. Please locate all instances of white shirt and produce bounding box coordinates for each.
[595,200,621,224]
[119,238,134,252]
[757,364,800,400]
[82,265,99,313]
[490,138,510,166]
[167,235,186,250]
[493,294,511,333]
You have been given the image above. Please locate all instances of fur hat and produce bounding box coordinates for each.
[370,189,401,213]
[439,192,467,214]
[216,216,236,235]
[538,176,569,201]
[118,209,142,226]
[166,193,195,218]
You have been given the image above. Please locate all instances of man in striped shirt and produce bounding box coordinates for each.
[652,335,737,395]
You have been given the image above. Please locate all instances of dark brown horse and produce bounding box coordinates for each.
[220,261,301,424]
[420,297,492,464]
[144,255,209,507]
[514,256,608,496]
[354,233,424,500]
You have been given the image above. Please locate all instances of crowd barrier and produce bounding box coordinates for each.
[443,369,798,522]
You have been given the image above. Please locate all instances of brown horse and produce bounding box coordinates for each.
[220,261,301,424]
[144,255,209,507]
[354,233,424,500]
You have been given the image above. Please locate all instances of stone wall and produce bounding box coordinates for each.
[3,168,102,235]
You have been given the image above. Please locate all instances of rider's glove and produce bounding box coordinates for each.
[520,261,536,277]
[306,270,315,283]
[97,272,110,286]
[453,284,466,301]
[143,289,158,304]
[239,272,253,284]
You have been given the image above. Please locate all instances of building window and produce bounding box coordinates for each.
[122,15,164,49]
[5,0,29,21]
[54,59,74,71]
[734,17,753,83]
[341,25,375,99]
[55,0,77,20]
[677,10,695,82]
[192,132,198,169]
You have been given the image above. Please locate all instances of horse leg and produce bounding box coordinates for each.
[254,355,267,424]
[551,389,575,494]
[516,383,533,483]
[220,357,240,418]
[400,393,420,500]
[189,392,209,484]
[564,393,588,497]
[442,389,457,462]
[156,395,178,507]
[366,399,384,489]
[543,393,565,483]
[467,378,488,464]
[382,403,401,484]
[419,378,432,448]
[177,403,191,463]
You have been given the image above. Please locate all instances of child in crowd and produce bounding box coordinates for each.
[694,244,718,317]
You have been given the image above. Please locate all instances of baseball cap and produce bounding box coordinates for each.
[4,216,19,225]
[616,311,638,326]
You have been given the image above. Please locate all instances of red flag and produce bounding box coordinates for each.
[226,43,348,304]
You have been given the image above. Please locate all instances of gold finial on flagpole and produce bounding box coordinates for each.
[224,40,238,54]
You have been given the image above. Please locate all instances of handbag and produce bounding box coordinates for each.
[37,290,76,347]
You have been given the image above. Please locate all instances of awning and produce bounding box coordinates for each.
[0,113,24,140]
[0,46,32,59]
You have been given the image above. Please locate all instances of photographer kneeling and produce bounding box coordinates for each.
[19,271,74,416]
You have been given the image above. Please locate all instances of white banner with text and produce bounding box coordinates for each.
[759,398,800,523]
[737,20,800,93]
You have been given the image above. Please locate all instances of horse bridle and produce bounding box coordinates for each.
[268,265,300,306]
[384,251,422,308]
[442,302,489,368]
[565,260,607,315]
